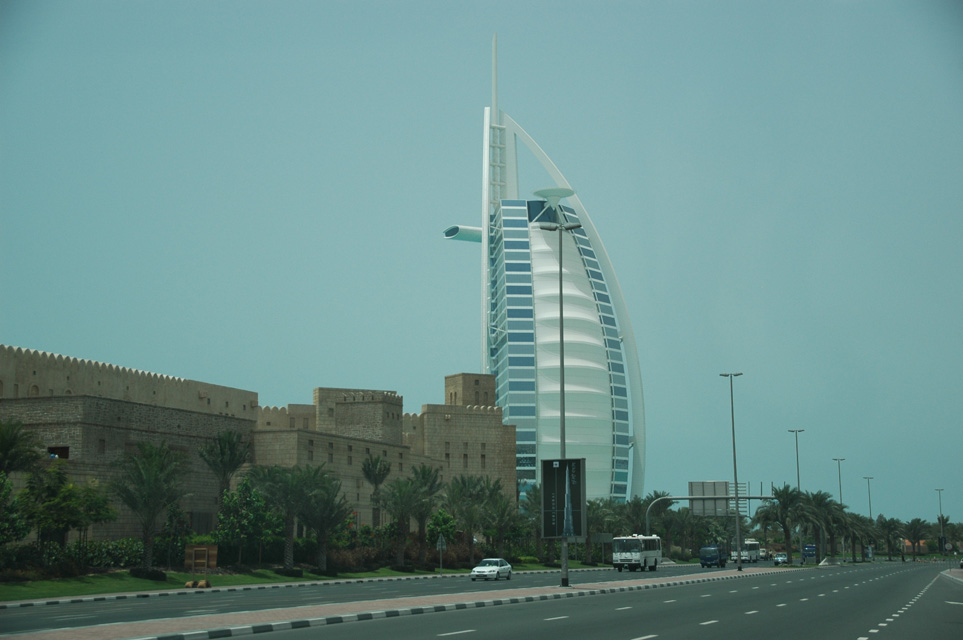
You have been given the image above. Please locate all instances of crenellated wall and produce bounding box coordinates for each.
[404,403,515,498]
[0,344,517,541]
[0,345,258,418]
[313,387,404,445]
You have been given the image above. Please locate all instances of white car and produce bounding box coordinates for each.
[470,558,512,581]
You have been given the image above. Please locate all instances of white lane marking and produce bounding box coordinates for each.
[545,616,569,621]
[700,594,712,598]
[700,620,718,626]
[663,599,676,603]
[946,601,963,606]
[616,606,632,610]
[52,615,97,621]
[800,598,809,601]
[438,631,475,637]
[777,603,787,607]
[746,610,759,615]
[632,636,658,640]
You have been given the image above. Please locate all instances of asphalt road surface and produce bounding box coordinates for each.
[265,562,962,640]
[1,561,960,640]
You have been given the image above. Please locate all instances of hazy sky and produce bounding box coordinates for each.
[2,1,960,525]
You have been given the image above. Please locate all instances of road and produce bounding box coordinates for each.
[0,564,704,635]
[263,562,963,640]
[1,561,959,640]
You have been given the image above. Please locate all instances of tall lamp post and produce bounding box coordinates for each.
[832,458,845,504]
[721,372,744,572]
[833,457,845,558]
[863,476,873,520]
[789,429,804,564]
[535,186,580,587]
[936,488,945,556]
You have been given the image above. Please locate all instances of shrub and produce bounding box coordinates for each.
[130,566,167,581]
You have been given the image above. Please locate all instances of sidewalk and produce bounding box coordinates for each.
[3,567,781,640]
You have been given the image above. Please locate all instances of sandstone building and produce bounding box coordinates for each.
[0,345,516,541]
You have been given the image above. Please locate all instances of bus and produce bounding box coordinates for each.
[612,534,662,572]
[744,538,761,563]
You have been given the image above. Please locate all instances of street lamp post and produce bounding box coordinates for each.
[863,476,873,520]
[936,488,945,556]
[832,457,845,505]
[789,429,804,564]
[721,372,744,572]
[535,187,580,587]
[833,457,845,558]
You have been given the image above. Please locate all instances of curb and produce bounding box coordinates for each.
[128,569,785,640]
[0,566,612,610]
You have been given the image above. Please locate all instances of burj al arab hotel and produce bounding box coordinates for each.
[445,38,645,502]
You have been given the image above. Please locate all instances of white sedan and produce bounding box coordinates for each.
[470,558,513,581]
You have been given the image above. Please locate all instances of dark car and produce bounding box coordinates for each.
[699,545,727,568]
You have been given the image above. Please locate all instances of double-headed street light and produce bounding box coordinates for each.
[534,186,580,588]
[721,372,743,572]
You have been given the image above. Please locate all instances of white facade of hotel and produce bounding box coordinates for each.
[445,39,645,501]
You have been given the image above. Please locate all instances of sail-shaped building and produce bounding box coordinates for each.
[445,38,645,501]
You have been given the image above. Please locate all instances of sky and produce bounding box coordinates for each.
[2,1,961,526]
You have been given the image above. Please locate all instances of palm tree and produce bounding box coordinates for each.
[520,484,544,562]
[643,490,674,535]
[198,430,250,513]
[485,490,522,559]
[661,509,682,559]
[752,504,779,557]
[675,507,697,561]
[621,494,647,534]
[380,477,422,566]
[297,465,352,573]
[247,465,310,571]
[755,484,804,564]
[444,475,486,564]
[0,420,42,476]
[110,441,187,570]
[585,498,618,564]
[361,454,391,527]
[410,464,444,565]
[801,490,839,563]
[847,513,875,562]
[903,518,929,561]
[875,515,903,561]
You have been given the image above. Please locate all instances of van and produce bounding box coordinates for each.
[699,545,727,568]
